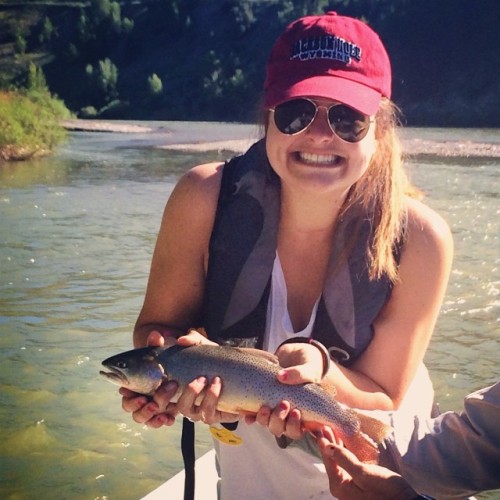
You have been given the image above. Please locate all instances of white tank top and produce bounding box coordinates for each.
[214,253,434,500]
[263,253,319,352]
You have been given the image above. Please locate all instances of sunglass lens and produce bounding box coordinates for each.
[328,105,370,142]
[273,99,316,135]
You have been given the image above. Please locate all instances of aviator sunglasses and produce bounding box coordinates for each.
[270,98,373,143]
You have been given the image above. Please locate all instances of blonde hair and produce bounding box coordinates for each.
[343,98,420,282]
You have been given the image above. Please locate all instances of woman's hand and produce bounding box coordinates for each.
[275,341,327,385]
[175,330,238,424]
[246,401,304,440]
[245,341,327,440]
[120,330,179,428]
[121,329,237,427]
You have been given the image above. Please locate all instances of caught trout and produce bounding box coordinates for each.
[100,344,389,461]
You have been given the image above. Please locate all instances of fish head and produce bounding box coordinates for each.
[100,347,165,395]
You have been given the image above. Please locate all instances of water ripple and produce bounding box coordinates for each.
[1,130,498,499]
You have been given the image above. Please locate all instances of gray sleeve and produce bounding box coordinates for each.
[386,382,500,499]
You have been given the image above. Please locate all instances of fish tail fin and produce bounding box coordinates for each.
[353,410,391,444]
[339,410,391,463]
[341,432,380,463]
[303,421,382,463]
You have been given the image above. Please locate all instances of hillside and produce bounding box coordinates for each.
[1,0,499,126]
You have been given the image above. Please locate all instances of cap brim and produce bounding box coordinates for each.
[265,75,381,116]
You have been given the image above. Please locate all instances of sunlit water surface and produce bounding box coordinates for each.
[0,123,498,499]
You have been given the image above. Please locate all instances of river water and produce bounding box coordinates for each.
[0,122,498,499]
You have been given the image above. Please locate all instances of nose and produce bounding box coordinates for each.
[306,106,334,139]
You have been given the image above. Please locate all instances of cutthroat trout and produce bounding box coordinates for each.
[100,344,389,461]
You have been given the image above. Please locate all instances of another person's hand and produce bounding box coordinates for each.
[318,428,418,500]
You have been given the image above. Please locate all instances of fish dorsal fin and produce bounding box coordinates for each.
[236,347,280,365]
[318,378,337,397]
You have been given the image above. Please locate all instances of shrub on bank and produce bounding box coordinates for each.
[0,88,71,161]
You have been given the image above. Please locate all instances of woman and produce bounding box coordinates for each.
[121,12,453,499]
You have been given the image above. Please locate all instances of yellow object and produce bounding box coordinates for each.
[209,426,243,446]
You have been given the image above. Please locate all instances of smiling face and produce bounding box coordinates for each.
[265,97,378,199]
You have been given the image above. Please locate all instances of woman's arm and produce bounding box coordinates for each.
[278,198,454,411]
[122,162,225,426]
[133,162,223,347]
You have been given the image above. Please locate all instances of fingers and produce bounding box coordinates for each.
[120,380,179,428]
[153,381,179,409]
[119,387,143,400]
[284,408,302,439]
[177,329,217,347]
[121,375,225,428]
[277,367,315,385]
[319,443,351,498]
[319,437,364,481]
[326,442,364,475]
[176,376,208,420]
[129,398,160,425]
[317,433,363,500]
[146,330,165,347]
[275,343,324,384]
[160,375,232,425]
[254,401,303,439]
[120,388,149,413]
[244,413,257,425]
[319,437,417,499]
[199,376,222,425]
[142,407,177,428]
[197,377,238,424]
[268,401,291,436]
[317,425,342,446]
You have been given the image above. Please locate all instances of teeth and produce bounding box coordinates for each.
[298,152,339,165]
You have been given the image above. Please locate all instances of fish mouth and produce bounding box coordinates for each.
[99,366,128,385]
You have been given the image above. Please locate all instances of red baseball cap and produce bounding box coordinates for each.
[264,12,391,115]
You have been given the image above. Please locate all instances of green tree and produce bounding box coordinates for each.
[39,16,54,45]
[97,58,118,100]
[14,32,27,55]
[77,10,90,41]
[26,63,48,91]
[231,2,256,33]
[0,86,70,160]
[147,73,163,96]
[85,58,119,105]
[88,0,134,35]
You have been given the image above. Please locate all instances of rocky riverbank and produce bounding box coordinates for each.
[0,144,51,162]
[61,119,157,134]
[59,120,500,158]
[161,137,500,158]
[60,119,500,159]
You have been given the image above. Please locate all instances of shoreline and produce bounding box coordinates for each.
[160,137,500,158]
[61,119,500,159]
